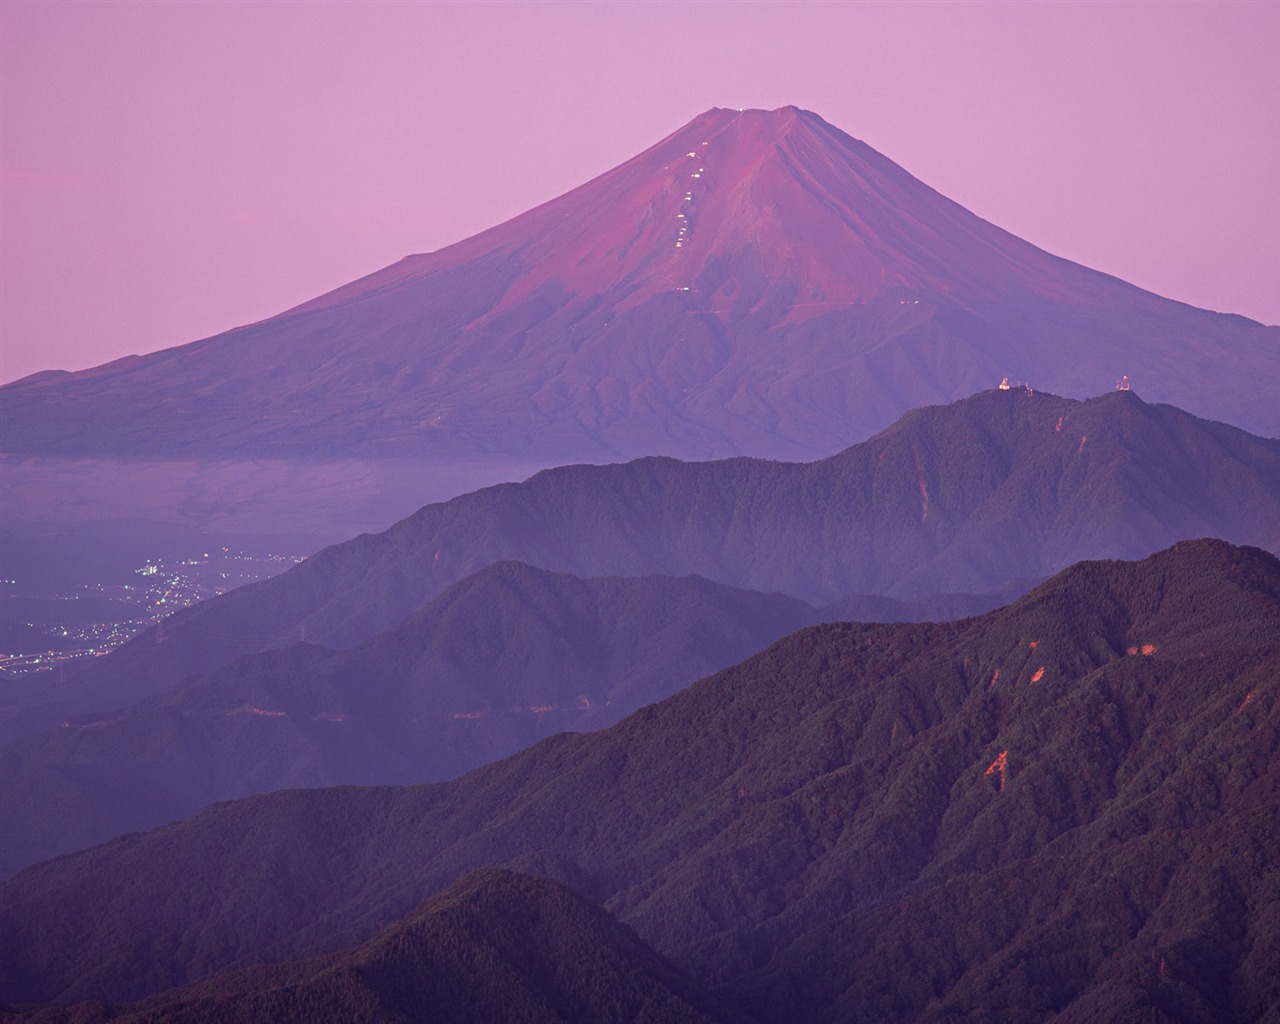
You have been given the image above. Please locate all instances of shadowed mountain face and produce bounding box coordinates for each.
[2,540,1276,1024]
[0,563,1021,881]
[3,106,1277,469]
[0,563,822,879]
[5,387,1275,745]
[2,869,732,1024]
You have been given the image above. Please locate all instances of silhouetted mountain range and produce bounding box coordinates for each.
[6,387,1275,745]
[0,559,1021,879]
[4,107,1277,464]
[3,540,1276,1023]
[0,563,826,878]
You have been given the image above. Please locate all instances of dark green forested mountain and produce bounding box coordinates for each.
[2,540,1276,1023]
[1,869,734,1024]
[5,387,1278,744]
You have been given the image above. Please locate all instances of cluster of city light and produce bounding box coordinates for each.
[0,549,304,676]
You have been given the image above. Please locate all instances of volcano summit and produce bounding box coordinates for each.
[4,106,1277,471]
[4,107,1278,543]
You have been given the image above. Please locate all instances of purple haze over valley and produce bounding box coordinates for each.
[2,1,1278,385]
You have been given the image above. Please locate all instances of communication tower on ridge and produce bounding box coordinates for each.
[1116,375,1131,391]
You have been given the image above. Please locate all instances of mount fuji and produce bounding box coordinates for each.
[5,108,1274,542]
[4,106,1277,472]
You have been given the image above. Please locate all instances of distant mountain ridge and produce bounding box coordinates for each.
[0,563,823,878]
[0,559,1021,880]
[3,540,1276,1023]
[5,386,1276,744]
[3,106,1277,466]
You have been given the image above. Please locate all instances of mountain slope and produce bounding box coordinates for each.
[5,387,1275,744]
[0,563,818,878]
[1,869,732,1024]
[3,106,1276,466]
[3,540,1276,1023]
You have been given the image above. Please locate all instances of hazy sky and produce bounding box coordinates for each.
[2,1,1277,384]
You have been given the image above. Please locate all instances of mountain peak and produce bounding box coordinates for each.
[699,103,810,127]
[4,108,1277,467]
[287,100,1036,323]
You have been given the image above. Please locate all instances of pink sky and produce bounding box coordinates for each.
[2,1,1277,385]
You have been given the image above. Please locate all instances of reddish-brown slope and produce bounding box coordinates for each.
[3,107,1276,462]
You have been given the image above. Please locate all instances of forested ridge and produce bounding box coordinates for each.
[3,540,1276,1022]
